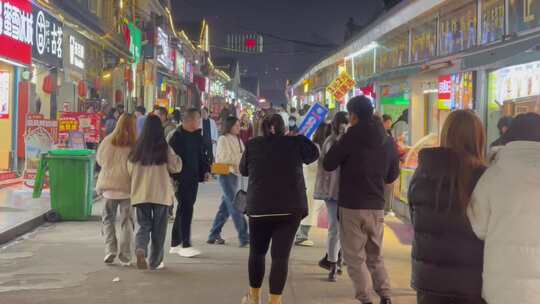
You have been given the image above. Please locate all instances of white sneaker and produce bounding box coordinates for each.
[155,262,165,270]
[177,247,201,258]
[104,253,116,264]
[169,246,180,254]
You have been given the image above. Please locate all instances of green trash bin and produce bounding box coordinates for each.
[45,149,96,221]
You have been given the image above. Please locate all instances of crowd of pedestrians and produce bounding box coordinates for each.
[94,97,540,304]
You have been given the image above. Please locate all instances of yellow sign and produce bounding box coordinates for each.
[327,72,356,101]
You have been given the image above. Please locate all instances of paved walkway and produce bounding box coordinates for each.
[0,181,416,304]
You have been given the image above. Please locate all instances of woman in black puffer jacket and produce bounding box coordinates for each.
[408,110,487,304]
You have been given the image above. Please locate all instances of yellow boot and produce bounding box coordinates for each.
[268,294,282,304]
[241,287,261,304]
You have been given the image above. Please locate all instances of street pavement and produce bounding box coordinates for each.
[0,180,416,304]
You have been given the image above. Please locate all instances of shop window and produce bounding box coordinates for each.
[439,0,478,56]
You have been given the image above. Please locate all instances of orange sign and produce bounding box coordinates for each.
[327,72,356,102]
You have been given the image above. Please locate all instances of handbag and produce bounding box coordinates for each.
[233,176,248,213]
[211,163,231,175]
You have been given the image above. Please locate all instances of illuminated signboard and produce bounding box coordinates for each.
[157,27,173,71]
[69,35,85,70]
[32,3,63,66]
[438,72,475,110]
[0,0,33,65]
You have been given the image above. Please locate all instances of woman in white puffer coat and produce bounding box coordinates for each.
[468,112,540,304]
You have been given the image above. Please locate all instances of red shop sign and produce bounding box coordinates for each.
[438,75,452,101]
[0,0,32,65]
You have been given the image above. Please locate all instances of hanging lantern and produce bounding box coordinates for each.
[124,67,131,81]
[78,81,87,98]
[165,85,172,95]
[42,74,54,94]
[127,79,134,92]
[115,90,123,103]
[94,77,102,91]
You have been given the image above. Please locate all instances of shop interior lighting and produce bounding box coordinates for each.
[102,73,112,79]
[345,42,378,61]
[423,89,438,94]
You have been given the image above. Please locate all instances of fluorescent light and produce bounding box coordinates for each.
[345,42,378,60]
[0,57,27,68]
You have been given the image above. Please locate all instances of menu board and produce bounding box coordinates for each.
[509,0,540,33]
[354,50,374,80]
[439,2,478,56]
[377,34,409,72]
[411,19,438,63]
[481,0,505,44]
[490,60,540,103]
[58,112,101,145]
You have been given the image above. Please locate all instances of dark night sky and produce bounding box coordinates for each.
[172,0,384,103]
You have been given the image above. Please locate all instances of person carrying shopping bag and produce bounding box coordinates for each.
[128,115,182,270]
[96,113,137,266]
[208,116,249,247]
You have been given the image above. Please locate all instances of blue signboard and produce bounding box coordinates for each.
[298,103,329,139]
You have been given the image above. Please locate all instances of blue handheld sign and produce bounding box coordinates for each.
[297,103,329,139]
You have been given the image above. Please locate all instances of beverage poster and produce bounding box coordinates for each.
[411,19,438,63]
[439,2,478,56]
[509,0,540,33]
[481,0,505,44]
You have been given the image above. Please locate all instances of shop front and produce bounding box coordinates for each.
[0,0,33,174]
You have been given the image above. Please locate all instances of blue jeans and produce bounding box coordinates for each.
[209,174,249,245]
[325,200,340,263]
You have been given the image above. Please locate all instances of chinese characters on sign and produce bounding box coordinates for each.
[69,35,85,69]
[58,112,101,146]
[0,0,32,65]
[298,103,329,139]
[438,72,475,110]
[157,27,173,71]
[32,4,63,66]
[24,114,57,186]
[327,72,356,102]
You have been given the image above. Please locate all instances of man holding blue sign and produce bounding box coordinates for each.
[323,96,400,304]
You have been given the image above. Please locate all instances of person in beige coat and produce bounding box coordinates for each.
[96,113,137,266]
[208,116,249,247]
[128,115,182,270]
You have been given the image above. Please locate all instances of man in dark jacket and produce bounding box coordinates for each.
[168,108,211,258]
[324,96,400,304]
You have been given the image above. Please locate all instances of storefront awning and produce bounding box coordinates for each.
[461,33,540,70]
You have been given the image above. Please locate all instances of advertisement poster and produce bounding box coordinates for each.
[509,0,540,33]
[481,0,505,44]
[377,34,409,72]
[438,72,475,110]
[58,112,101,145]
[411,19,438,63]
[298,103,329,139]
[327,72,356,101]
[24,114,58,187]
[491,60,540,103]
[439,2,478,56]
[0,71,9,119]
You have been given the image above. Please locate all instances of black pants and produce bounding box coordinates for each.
[248,215,301,295]
[135,203,169,269]
[417,293,486,304]
[171,180,199,248]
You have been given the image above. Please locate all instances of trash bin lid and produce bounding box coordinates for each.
[48,149,95,156]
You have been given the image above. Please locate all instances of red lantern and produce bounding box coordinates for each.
[42,74,54,94]
[94,77,102,91]
[124,67,131,82]
[127,79,134,92]
[115,90,123,103]
[78,81,87,98]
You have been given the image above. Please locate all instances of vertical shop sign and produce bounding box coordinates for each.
[68,34,85,70]
[157,27,173,71]
[439,2,478,56]
[481,0,505,44]
[509,0,540,33]
[0,0,33,65]
[411,19,437,63]
[128,22,141,64]
[31,4,63,66]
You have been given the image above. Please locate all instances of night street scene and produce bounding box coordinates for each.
[0,0,539,303]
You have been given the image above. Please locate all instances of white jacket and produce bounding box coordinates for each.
[95,135,132,194]
[215,134,244,175]
[467,141,540,304]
